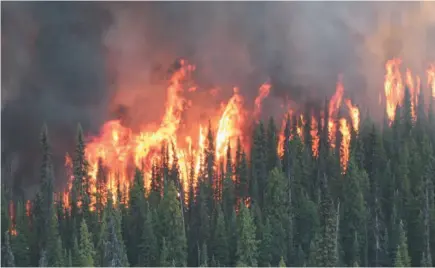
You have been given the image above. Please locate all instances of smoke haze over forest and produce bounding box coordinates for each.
[2,1,435,197]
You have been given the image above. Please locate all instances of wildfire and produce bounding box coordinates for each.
[339,118,351,173]
[8,200,17,236]
[328,77,344,148]
[311,115,319,157]
[58,56,434,209]
[382,59,433,124]
[384,59,404,123]
[215,87,245,161]
[253,82,271,119]
[428,64,435,98]
[345,99,360,133]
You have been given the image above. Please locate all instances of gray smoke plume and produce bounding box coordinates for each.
[2,2,435,197]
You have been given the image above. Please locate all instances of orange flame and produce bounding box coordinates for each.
[384,59,404,123]
[311,115,319,157]
[345,99,360,133]
[339,118,350,173]
[328,77,344,148]
[253,82,271,119]
[428,64,435,98]
[8,200,17,236]
[216,87,245,161]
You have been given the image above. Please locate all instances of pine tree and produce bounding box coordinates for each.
[236,203,258,266]
[394,221,411,267]
[97,193,129,267]
[158,181,187,266]
[258,217,273,267]
[78,219,95,267]
[127,168,147,265]
[95,158,107,221]
[266,116,279,172]
[250,122,267,207]
[70,124,90,233]
[316,175,338,267]
[341,157,366,266]
[210,205,229,266]
[279,256,287,267]
[3,231,15,267]
[199,242,208,267]
[263,167,289,265]
[46,210,64,267]
[71,234,80,267]
[33,125,55,253]
[102,214,129,267]
[138,206,158,267]
[11,200,30,267]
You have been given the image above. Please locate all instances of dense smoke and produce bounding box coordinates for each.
[2,2,435,197]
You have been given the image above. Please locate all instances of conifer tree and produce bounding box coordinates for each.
[341,157,366,266]
[236,203,258,267]
[251,122,267,207]
[78,219,95,267]
[210,205,229,266]
[33,125,55,252]
[263,168,289,265]
[11,200,30,267]
[70,124,90,233]
[394,221,411,267]
[279,256,287,267]
[127,168,147,265]
[159,238,170,267]
[3,231,15,267]
[258,217,273,267]
[138,206,158,267]
[266,116,279,172]
[158,181,187,266]
[95,158,107,221]
[199,242,208,267]
[46,210,64,267]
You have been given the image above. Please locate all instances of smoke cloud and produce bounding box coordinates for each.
[2,2,435,196]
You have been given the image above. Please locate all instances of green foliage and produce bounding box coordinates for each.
[11,104,435,268]
[236,203,258,267]
[158,181,187,266]
[78,219,95,267]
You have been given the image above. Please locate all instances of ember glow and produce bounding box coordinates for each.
[56,57,435,209]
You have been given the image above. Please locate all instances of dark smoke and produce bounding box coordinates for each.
[2,2,435,197]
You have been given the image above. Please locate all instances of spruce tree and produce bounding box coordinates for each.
[11,200,30,267]
[127,168,147,265]
[263,168,289,265]
[250,122,267,207]
[138,206,158,267]
[78,219,95,267]
[266,116,279,172]
[210,205,229,266]
[236,203,258,266]
[158,181,187,266]
[46,210,64,267]
[394,221,411,267]
[3,231,15,267]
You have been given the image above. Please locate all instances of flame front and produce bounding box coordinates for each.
[60,57,435,208]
